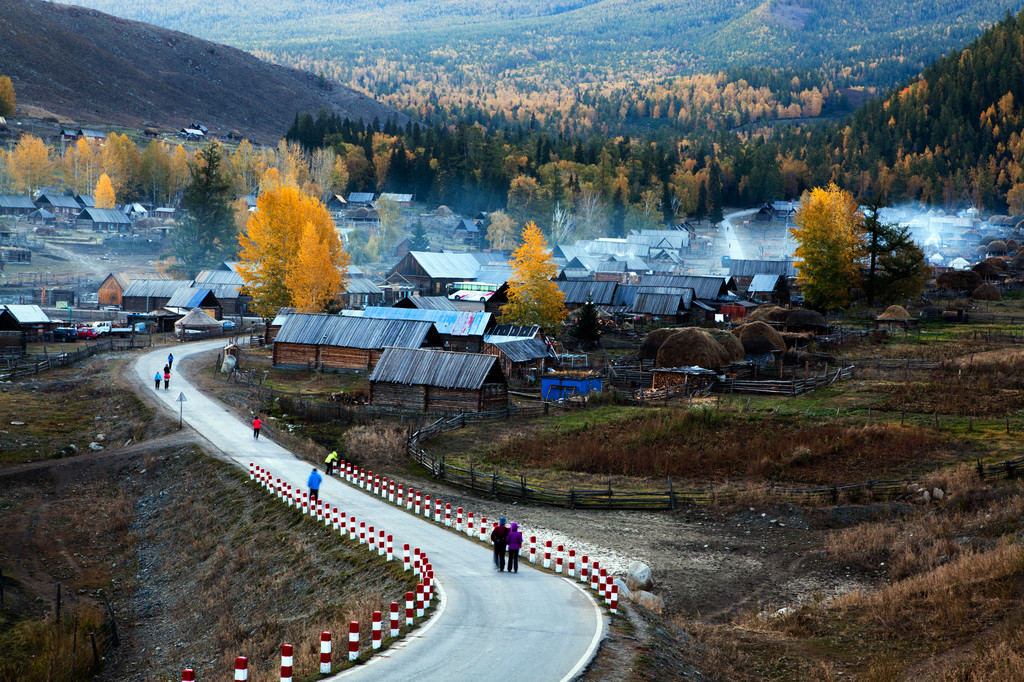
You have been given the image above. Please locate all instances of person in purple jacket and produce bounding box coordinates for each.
[505,522,523,574]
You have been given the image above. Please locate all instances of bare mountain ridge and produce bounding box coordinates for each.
[0,0,403,143]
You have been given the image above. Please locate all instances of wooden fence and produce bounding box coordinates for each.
[0,336,150,379]
[714,366,853,396]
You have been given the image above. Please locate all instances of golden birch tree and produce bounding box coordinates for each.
[502,221,566,332]
[486,210,517,249]
[11,135,51,195]
[287,221,350,312]
[94,173,116,208]
[0,75,14,117]
[790,184,866,310]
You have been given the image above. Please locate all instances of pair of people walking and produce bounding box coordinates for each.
[490,518,523,573]
[155,369,170,389]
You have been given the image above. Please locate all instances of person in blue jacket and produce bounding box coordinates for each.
[308,467,323,502]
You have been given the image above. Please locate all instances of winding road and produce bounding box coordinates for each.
[132,339,605,680]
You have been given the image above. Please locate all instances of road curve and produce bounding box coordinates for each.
[132,340,605,681]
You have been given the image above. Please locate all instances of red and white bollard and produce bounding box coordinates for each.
[389,480,396,503]
[367,526,375,551]
[434,500,442,523]
[456,507,463,531]
[234,656,248,681]
[423,494,431,518]
[610,584,619,614]
[580,555,589,584]
[529,536,537,563]
[285,483,292,508]
[390,601,400,638]
[556,545,564,574]
[413,490,420,513]
[276,478,282,500]
[182,670,195,682]
[544,540,552,569]
[423,572,433,605]
[479,517,487,541]
[568,549,576,578]
[415,584,425,617]
[386,534,394,561]
[280,644,293,682]
[348,622,359,662]
[302,492,308,515]
[374,474,380,496]
[248,463,254,480]
[378,529,385,556]
[590,561,601,592]
[605,573,613,604]
[320,631,332,673]
[599,568,609,601]
[445,503,452,527]
[467,511,474,537]
[333,507,340,531]
[403,543,411,571]
[406,591,415,625]
[371,611,382,650]
[359,521,366,545]
[348,514,356,541]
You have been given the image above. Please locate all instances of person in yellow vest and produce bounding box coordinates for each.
[325,450,339,475]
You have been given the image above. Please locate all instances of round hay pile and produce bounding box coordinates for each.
[877,305,912,320]
[780,331,813,348]
[980,234,997,246]
[975,245,990,256]
[655,328,727,369]
[706,329,745,362]
[639,328,678,360]
[746,305,780,322]
[972,261,1001,277]
[982,256,1008,271]
[732,321,786,352]
[434,205,454,217]
[972,283,1002,301]
[936,270,983,290]
[988,240,1008,254]
[786,308,827,328]
[1006,239,1019,252]
[1011,252,1024,270]
[741,336,777,356]
[768,307,791,322]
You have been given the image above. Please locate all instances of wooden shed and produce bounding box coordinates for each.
[272,313,442,372]
[481,338,552,385]
[98,272,173,307]
[369,347,508,412]
[0,307,23,354]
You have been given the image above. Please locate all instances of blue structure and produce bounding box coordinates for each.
[541,374,602,401]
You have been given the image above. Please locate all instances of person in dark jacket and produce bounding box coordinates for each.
[491,517,509,571]
[505,522,523,573]
[167,352,174,371]
[308,467,322,502]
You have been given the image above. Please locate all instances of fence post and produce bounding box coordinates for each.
[521,475,527,500]
[668,476,676,510]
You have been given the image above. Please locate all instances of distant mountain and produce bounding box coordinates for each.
[0,0,403,142]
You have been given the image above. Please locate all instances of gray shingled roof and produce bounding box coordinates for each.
[79,207,131,224]
[275,313,436,349]
[488,338,551,363]
[556,280,617,305]
[0,194,36,210]
[728,259,798,278]
[121,279,192,299]
[406,252,482,279]
[370,347,500,389]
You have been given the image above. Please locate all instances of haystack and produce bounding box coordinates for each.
[655,328,728,369]
[746,305,780,323]
[1011,252,1024,270]
[741,336,777,356]
[982,256,1008,270]
[732,321,786,352]
[1006,239,1019,252]
[975,245,989,256]
[972,283,1002,301]
[638,328,679,360]
[972,261,1001,278]
[434,205,454,217]
[988,240,1008,254]
[768,307,791,322]
[877,305,912,320]
[786,308,827,329]
[936,270,982,290]
[705,328,745,363]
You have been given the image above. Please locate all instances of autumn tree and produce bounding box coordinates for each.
[375,195,404,257]
[94,173,116,209]
[102,132,141,200]
[0,76,14,116]
[790,184,866,310]
[237,184,350,317]
[11,135,51,195]
[174,142,236,276]
[139,140,173,206]
[62,138,101,194]
[486,210,517,249]
[502,221,566,332]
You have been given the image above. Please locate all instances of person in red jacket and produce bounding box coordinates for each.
[252,416,262,439]
[491,517,509,571]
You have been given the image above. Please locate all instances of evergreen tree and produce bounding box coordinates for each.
[409,220,430,251]
[571,293,601,348]
[173,142,235,277]
[708,158,724,223]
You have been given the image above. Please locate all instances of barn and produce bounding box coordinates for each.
[272,313,442,372]
[481,337,552,385]
[369,347,508,412]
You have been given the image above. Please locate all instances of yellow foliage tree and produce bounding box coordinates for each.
[94,173,116,208]
[102,132,141,199]
[486,210,517,249]
[287,221,349,312]
[0,75,14,116]
[502,221,566,332]
[790,184,866,310]
[236,184,350,317]
[11,135,51,195]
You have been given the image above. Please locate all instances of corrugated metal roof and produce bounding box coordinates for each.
[79,207,131,224]
[358,307,491,336]
[641,275,727,300]
[613,285,638,307]
[556,280,617,305]
[345,277,384,295]
[488,338,551,363]
[270,308,294,327]
[407,252,482,279]
[275,314,435,349]
[37,193,81,209]
[347,192,376,203]
[370,347,499,389]
[29,209,54,219]
[632,291,691,315]
[122,279,192,299]
[401,297,457,310]
[728,259,798,277]
[167,287,214,309]
[748,274,781,293]
[195,270,245,286]
[0,194,36,209]
[485,324,540,343]
[2,304,52,324]
[378,193,413,203]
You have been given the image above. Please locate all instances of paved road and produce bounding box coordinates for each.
[133,340,605,681]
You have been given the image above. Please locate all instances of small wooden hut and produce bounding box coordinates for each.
[369,347,508,412]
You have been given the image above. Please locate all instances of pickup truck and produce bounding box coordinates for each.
[89,321,148,337]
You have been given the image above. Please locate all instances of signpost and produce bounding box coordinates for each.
[176,392,187,428]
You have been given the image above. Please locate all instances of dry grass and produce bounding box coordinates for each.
[344,424,408,469]
[0,604,107,681]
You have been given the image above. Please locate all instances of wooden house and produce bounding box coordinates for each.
[728,259,798,292]
[166,287,222,319]
[192,269,252,317]
[98,272,173,307]
[0,307,23,354]
[2,304,54,343]
[77,207,132,231]
[0,194,37,217]
[272,313,442,372]
[354,306,491,352]
[27,209,55,226]
[339,276,385,309]
[326,194,348,212]
[347,192,376,207]
[377,193,414,207]
[34,194,81,220]
[369,347,508,412]
[454,218,480,244]
[388,251,482,296]
[482,338,551,385]
[121,279,191,313]
[746,274,790,305]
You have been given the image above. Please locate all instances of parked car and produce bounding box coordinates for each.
[52,327,79,342]
[77,326,98,339]
[221,319,236,330]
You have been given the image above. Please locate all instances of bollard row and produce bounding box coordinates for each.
[327,459,622,614]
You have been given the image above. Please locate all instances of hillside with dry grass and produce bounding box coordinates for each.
[0,0,403,143]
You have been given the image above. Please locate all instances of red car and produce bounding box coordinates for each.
[77,326,98,339]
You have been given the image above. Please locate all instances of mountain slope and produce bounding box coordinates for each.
[0,0,402,142]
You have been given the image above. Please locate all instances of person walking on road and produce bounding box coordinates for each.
[325,450,338,474]
[491,517,509,571]
[506,522,523,573]
[154,370,162,390]
[308,467,322,502]
[167,352,173,371]
[163,369,170,390]
[252,416,262,439]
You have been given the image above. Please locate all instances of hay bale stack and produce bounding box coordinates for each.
[768,307,791,322]
[706,328,745,363]
[741,336,777,356]
[1006,239,1019,252]
[982,256,1008,270]
[786,308,827,328]
[746,305,781,323]
[972,261,1001,278]
[639,328,679,360]
[980,234,997,245]
[972,283,1002,301]
[988,240,1008,254]
[655,328,728,369]
[732,321,787,352]
[877,305,912,320]
[1011,252,1024,270]
[936,270,983,290]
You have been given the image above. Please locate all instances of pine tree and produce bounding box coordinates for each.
[571,293,601,347]
[173,141,236,277]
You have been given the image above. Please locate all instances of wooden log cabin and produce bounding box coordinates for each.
[369,347,509,412]
[272,313,442,372]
